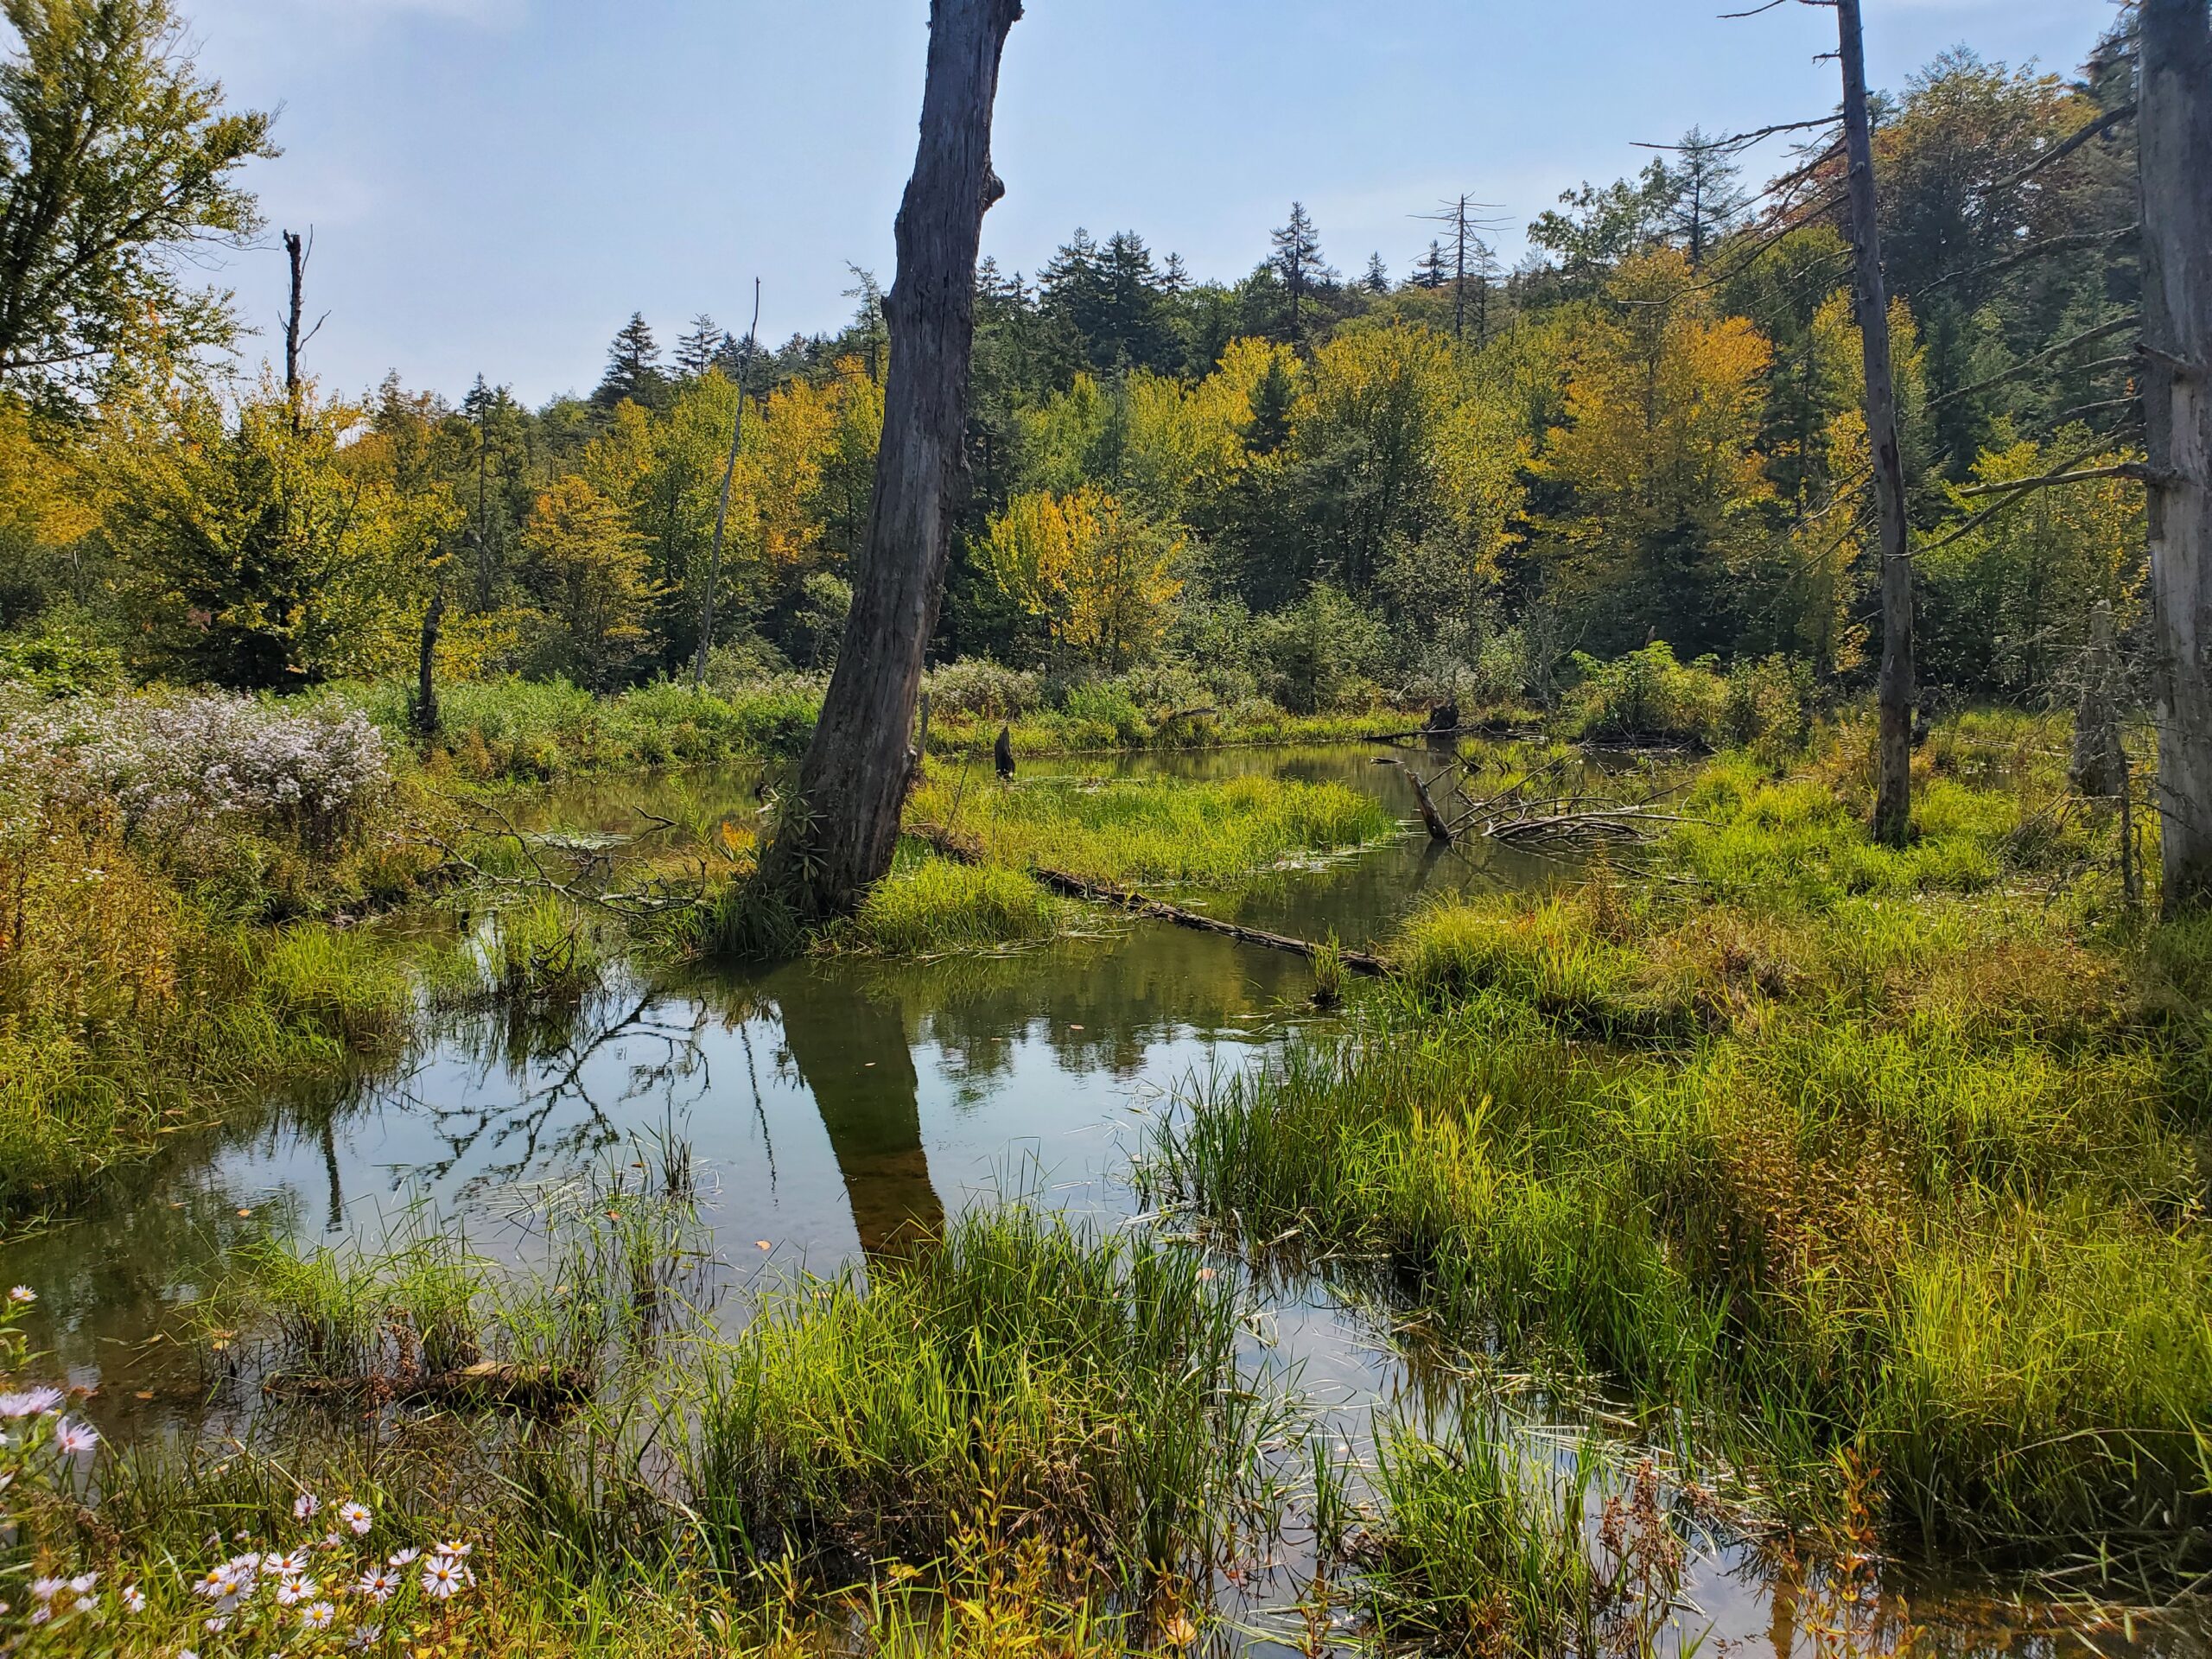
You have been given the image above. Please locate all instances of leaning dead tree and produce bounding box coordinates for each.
[2139,0,2212,912]
[1834,0,1917,849]
[752,0,1024,926]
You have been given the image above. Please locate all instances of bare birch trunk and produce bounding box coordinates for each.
[2139,0,2212,913]
[753,0,1022,923]
[1836,0,1916,849]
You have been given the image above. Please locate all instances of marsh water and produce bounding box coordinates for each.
[3,743,2197,1659]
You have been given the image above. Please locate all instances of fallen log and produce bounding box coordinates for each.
[912,824,1395,977]
[264,1360,591,1413]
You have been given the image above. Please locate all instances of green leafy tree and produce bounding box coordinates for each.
[0,0,275,402]
[103,376,441,688]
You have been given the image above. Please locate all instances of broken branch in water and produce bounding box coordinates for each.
[911,823,1395,977]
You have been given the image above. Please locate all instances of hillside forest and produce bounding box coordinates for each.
[0,8,2145,741]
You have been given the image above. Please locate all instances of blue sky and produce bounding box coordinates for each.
[180,0,2109,406]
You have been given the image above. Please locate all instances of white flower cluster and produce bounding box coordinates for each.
[3,1287,481,1655]
[0,692,391,850]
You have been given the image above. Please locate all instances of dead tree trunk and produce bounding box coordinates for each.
[753,0,1023,924]
[2139,0,2212,913]
[2070,600,2126,799]
[695,279,762,691]
[283,229,307,433]
[413,587,444,740]
[1835,0,1916,849]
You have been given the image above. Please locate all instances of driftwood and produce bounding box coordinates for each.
[913,825,1394,977]
[1402,765,1454,842]
[1385,754,1691,849]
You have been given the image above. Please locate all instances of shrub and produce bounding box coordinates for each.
[1725,655,1815,754]
[924,658,1043,721]
[1560,643,1728,746]
[0,690,390,852]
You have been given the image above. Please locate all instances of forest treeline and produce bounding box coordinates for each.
[0,3,2142,721]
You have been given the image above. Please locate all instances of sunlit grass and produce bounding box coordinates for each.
[822,852,1068,956]
[907,770,1396,889]
[1145,730,2212,1570]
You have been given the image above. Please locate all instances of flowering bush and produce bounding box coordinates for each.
[3,1285,480,1657]
[0,692,391,852]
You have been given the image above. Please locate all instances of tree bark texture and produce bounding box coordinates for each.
[283,229,306,431]
[413,588,444,740]
[1836,0,1916,849]
[2139,0,2212,912]
[755,0,1022,921]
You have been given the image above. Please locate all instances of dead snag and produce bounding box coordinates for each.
[752,0,1024,927]
[1835,0,1916,850]
[2139,0,2212,912]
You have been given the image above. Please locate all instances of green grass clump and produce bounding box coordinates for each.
[909,771,1395,889]
[323,673,822,785]
[686,1205,1290,1592]
[823,853,1066,956]
[1364,1418,1687,1656]
[0,918,412,1214]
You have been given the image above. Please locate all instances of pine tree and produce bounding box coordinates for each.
[1659,129,1748,269]
[595,312,664,409]
[1270,202,1324,350]
[675,313,728,378]
[1242,352,1296,455]
[1414,240,1450,289]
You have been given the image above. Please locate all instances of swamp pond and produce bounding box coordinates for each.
[2,743,2196,1659]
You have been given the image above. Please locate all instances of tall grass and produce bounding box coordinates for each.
[1363,1415,1689,1656]
[822,852,1068,956]
[0,918,411,1213]
[686,1205,1294,1595]
[1147,737,2212,1574]
[322,673,823,785]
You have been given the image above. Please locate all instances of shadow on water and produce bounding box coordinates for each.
[770,970,943,1258]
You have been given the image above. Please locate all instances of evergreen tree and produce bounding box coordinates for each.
[1362,251,1391,294]
[675,313,728,378]
[594,312,664,409]
[1658,128,1749,268]
[1414,240,1451,289]
[1270,202,1325,350]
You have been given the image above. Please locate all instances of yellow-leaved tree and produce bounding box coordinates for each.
[520,475,664,690]
[982,487,1182,669]
[1535,250,1774,653]
[1921,425,2145,693]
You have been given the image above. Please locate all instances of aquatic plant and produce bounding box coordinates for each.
[822,853,1066,956]
[685,1205,1295,1596]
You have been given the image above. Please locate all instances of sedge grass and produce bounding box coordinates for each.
[1363,1414,1689,1657]
[1147,734,2212,1574]
[819,851,1069,957]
